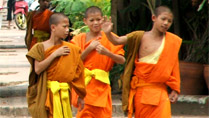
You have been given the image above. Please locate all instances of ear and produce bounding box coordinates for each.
[51,24,56,32]
[152,15,157,22]
[83,18,87,25]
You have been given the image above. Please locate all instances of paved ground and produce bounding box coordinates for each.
[0,29,29,86]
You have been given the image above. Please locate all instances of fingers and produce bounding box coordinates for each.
[103,16,111,22]
[61,46,70,55]
[103,16,107,22]
[170,96,178,103]
[109,16,111,22]
[169,91,178,103]
[79,102,84,112]
[96,44,102,51]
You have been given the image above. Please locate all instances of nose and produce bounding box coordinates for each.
[164,20,169,26]
[66,27,69,32]
[93,20,99,24]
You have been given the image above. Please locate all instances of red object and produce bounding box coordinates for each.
[14,0,28,15]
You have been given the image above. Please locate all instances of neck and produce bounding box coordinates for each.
[48,35,62,45]
[150,28,165,38]
[88,31,101,37]
[37,8,46,13]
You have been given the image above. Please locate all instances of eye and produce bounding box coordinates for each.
[96,18,101,21]
[168,19,172,23]
[161,17,166,21]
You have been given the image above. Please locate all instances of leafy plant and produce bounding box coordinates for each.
[180,0,208,64]
[51,0,111,35]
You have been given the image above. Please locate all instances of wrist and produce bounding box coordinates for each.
[104,31,111,36]
[51,53,57,58]
[105,51,111,57]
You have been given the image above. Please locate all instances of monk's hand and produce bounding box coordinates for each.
[169,90,178,103]
[102,16,113,34]
[53,46,70,57]
[88,38,101,50]
[77,97,85,112]
[96,44,109,55]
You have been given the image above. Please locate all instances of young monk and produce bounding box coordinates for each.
[70,6,125,118]
[102,6,182,118]
[26,13,86,118]
[25,0,53,50]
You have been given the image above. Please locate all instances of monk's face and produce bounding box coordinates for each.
[39,0,50,10]
[152,12,173,33]
[84,12,103,33]
[53,18,70,39]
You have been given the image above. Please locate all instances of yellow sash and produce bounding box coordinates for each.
[33,30,50,42]
[47,80,72,118]
[85,68,110,85]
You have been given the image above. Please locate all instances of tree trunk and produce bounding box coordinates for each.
[111,0,117,33]
[172,0,180,35]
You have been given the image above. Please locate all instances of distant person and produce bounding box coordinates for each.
[26,13,86,118]
[6,0,15,29]
[25,0,53,50]
[0,0,5,29]
[102,5,182,118]
[71,6,125,118]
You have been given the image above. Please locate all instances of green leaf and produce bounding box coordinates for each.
[197,0,207,12]
[64,1,73,15]
[71,0,85,12]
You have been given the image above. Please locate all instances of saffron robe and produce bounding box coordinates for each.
[121,31,182,116]
[26,41,86,118]
[71,31,124,118]
[25,9,53,50]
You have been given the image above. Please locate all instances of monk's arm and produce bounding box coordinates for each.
[166,59,180,103]
[35,46,70,74]
[105,33,128,45]
[81,39,100,61]
[102,17,128,45]
[107,53,125,64]
[80,46,94,61]
[96,45,125,64]
[34,54,56,75]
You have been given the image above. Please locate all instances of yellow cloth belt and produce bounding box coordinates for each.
[85,68,110,85]
[47,80,72,118]
[33,30,50,42]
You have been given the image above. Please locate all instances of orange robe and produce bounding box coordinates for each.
[27,41,86,118]
[126,32,182,118]
[25,9,53,50]
[71,31,124,118]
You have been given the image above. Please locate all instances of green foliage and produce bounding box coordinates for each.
[179,0,209,64]
[51,0,111,35]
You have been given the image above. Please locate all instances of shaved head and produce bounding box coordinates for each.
[49,13,68,26]
[154,6,173,17]
[84,6,103,18]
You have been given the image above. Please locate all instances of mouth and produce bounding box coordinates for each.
[93,25,100,28]
[161,26,168,30]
